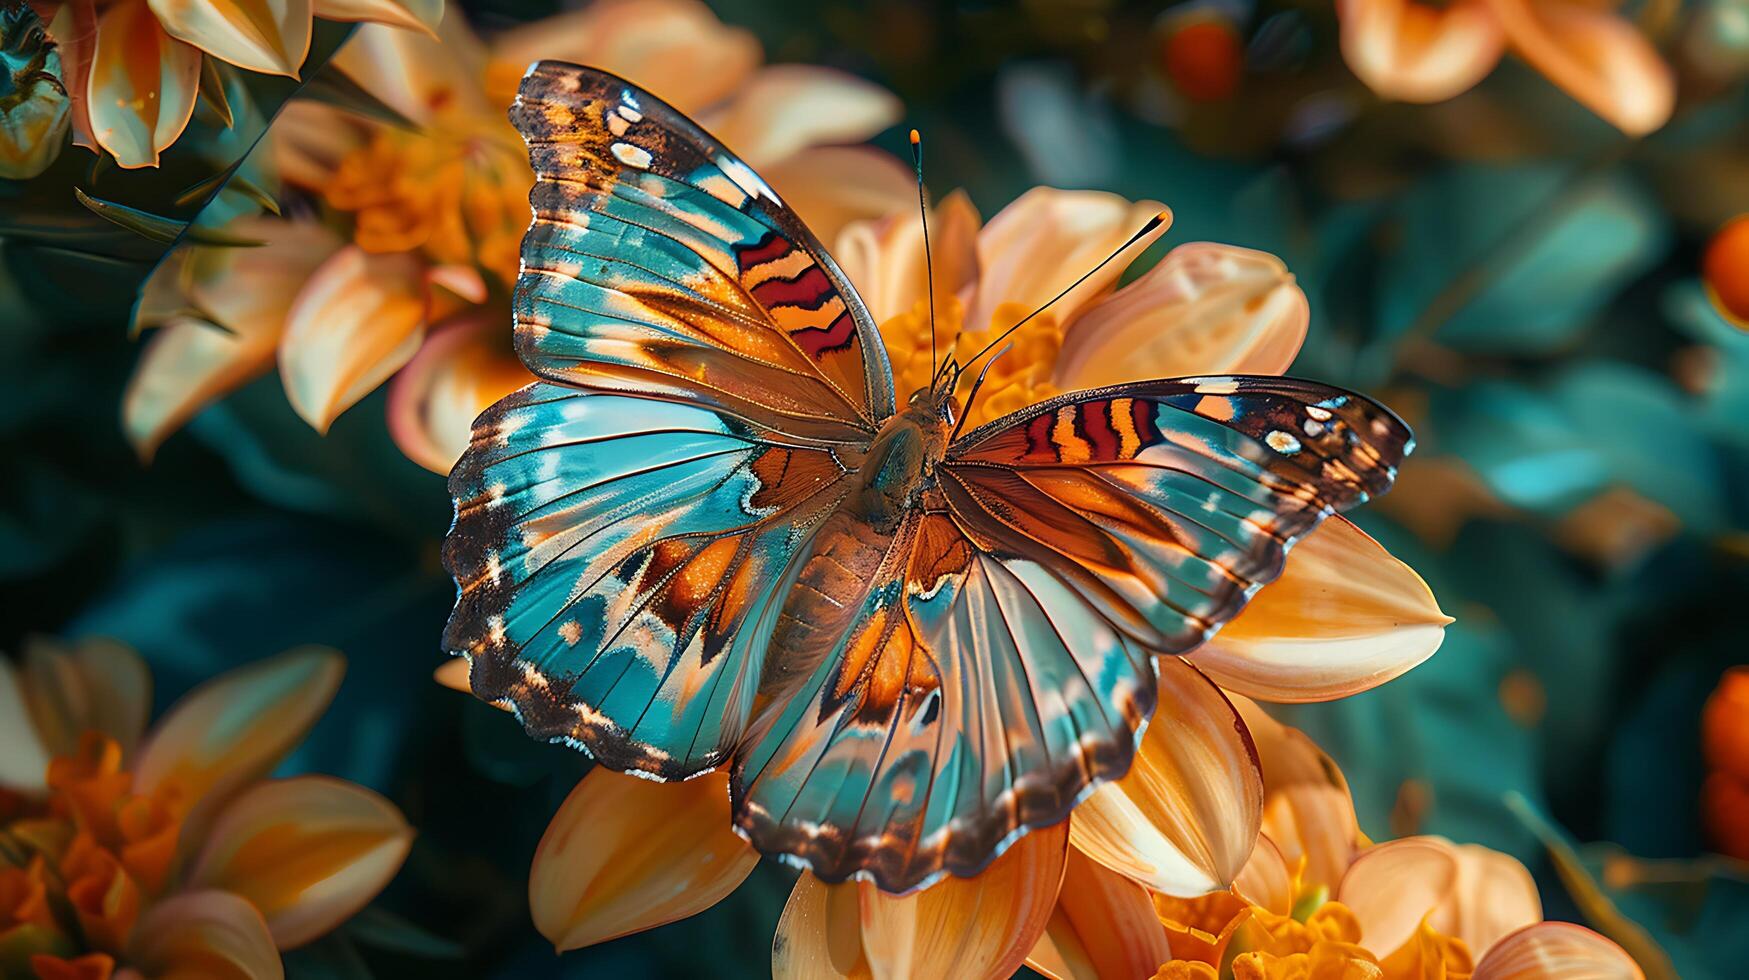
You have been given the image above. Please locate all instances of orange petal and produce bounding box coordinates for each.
[311,0,439,33]
[1472,921,1644,980]
[1233,834,1296,916]
[1070,657,1262,897]
[186,775,411,948]
[134,647,344,821]
[279,245,432,433]
[487,0,759,113]
[529,768,757,951]
[331,17,492,126]
[86,0,200,168]
[1338,0,1506,102]
[124,890,283,980]
[1229,697,1363,895]
[0,659,54,790]
[1338,836,1541,961]
[432,657,470,694]
[125,218,343,459]
[268,101,370,190]
[1189,517,1451,703]
[760,145,920,248]
[1485,0,1674,135]
[147,0,311,76]
[858,820,1067,980]
[965,188,1168,336]
[700,65,901,167]
[1025,846,1170,980]
[1054,242,1308,390]
[772,873,872,980]
[385,312,532,473]
[835,190,982,325]
[15,637,153,761]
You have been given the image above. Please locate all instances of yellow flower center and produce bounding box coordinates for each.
[1151,898,1474,980]
[877,296,1066,431]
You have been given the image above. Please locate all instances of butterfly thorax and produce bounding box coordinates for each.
[854,386,954,531]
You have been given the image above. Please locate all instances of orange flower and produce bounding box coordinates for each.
[432,187,1456,976]
[1701,666,1749,859]
[1703,215,1749,332]
[124,0,909,473]
[34,0,439,169]
[0,638,411,976]
[1337,0,1675,135]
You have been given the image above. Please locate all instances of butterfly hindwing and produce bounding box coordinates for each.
[444,384,852,777]
[509,61,894,442]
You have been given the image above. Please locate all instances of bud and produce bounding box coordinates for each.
[1,3,70,179]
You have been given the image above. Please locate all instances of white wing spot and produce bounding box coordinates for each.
[612,142,653,169]
[1265,430,1302,454]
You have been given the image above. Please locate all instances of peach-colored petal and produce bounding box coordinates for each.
[0,659,54,790]
[125,219,343,459]
[761,145,920,248]
[1189,517,1451,703]
[269,100,370,190]
[331,16,491,126]
[148,0,310,76]
[1338,0,1506,103]
[1025,846,1170,980]
[964,188,1168,337]
[836,190,982,326]
[385,312,531,474]
[1485,0,1674,135]
[858,820,1067,980]
[432,657,470,694]
[1472,921,1644,980]
[701,65,901,167]
[86,0,200,168]
[135,646,345,819]
[487,0,759,113]
[186,775,411,948]
[772,873,872,980]
[16,637,153,761]
[1068,657,1262,897]
[530,768,757,951]
[1234,834,1295,916]
[1054,242,1308,390]
[1230,697,1363,894]
[311,0,439,32]
[279,245,432,432]
[1339,836,1541,961]
[124,890,283,980]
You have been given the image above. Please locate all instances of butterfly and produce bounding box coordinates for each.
[442,61,1413,894]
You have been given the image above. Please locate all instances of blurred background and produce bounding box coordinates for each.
[3,0,1748,976]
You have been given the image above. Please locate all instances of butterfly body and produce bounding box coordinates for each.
[445,61,1414,893]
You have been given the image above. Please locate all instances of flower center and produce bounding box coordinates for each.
[877,296,1066,433]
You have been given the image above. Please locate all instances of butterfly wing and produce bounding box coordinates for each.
[444,384,853,777]
[730,376,1411,892]
[509,61,895,441]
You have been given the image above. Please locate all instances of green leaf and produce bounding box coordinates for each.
[73,188,189,244]
[198,56,235,129]
[299,66,418,131]
[342,906,465,960]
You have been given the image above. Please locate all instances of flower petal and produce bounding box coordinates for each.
[125,218,343,459]
[1338,836,1541,961]
[269,100,371,190]
[1054,243,1307,389]
[432,657,470,694]
[1068,657,1262,897]
[17,637,153,761]
[701,65,901,167]
[835,190,982,325]
[279,245,432,433]
[1233,834,1295,916]
[487,0,760,113]
[134,647,344,820]
[858,820,1067,980]
[1229,697,1364,894]
[86,0,200,168]
[1472,921,1644,980]
[761,145,920,248]
[1484,0,1674,135]
[148,0,311,76]
[772,873,871,980]
[1024,847,1170,980]
[311,0,439,33]
[1338,0,1506,103]
[965,188,1168,336]
[385,312,531,474]
[530,768,757,951]
[124,890,283,980]
[186,775,411,948]
[1188,517,1451,703]
[0,659,54,791]
[331,17,492,126]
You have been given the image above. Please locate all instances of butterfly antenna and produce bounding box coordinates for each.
[910,129,939,379]
[949,343,1011,442]
[960,211,1168,374]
